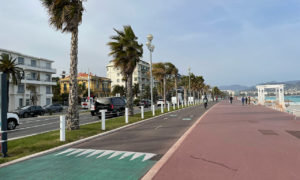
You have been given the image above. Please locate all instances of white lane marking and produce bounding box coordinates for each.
[155,125,162,130]
[119,152,135,160]
[108,151,123,159]
[130,153,144,161]
[67,149,86,156]
[76,149,95,157]
[56,148,157,162]
[8,122,58,132]
[182,118,192,121]
[163,118,168,120]
[86,150,104,157]
[143,153,156,162]
[55,148,75,156]
[96,150,114,158]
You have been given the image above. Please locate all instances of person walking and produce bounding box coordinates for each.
[245,96,248,105]
[248,96,251,105]
[203,96,208,109]
[230,96,233,104]
[242,96,245,106]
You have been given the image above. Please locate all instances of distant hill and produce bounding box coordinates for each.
[219,85,249,91]
[257,80,300,90]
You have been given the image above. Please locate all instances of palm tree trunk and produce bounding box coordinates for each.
[175,77,178,105]
[184,88,187,103]
[127,73,134,116]
[163,77,166,104]
[6,80,9,111]
[67,28,79,130]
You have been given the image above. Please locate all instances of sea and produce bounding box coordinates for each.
[265,96,300,105]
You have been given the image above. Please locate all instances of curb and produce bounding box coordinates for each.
[0,104,199,168]
[141,103,219,180]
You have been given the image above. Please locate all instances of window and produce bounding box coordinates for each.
[117,79,120,83]
[46,86,51,94]
[46,98,51,105]
[134,77,137,81]
[46,62,51,69]
[64,84,67,91]
[18,57,24,65]
[18,85,25,93]
[31,59,37,67]
[96,80,100,88]
[19,99,23,108]
[31,72,37,80]
[26,99,30,106]
[82,82,86,87]
[117,73,120,76]
[46,74,51,81]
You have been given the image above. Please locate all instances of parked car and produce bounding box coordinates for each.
[139,99,151,108]
[157,99,164,106]
[44,104,63,113]
[7,113,20,130]
[14,105,45,118]
[91,97,126,118]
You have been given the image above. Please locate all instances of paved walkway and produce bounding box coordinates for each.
[148,101,300,180]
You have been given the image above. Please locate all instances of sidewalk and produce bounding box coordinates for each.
[145,101,300,180]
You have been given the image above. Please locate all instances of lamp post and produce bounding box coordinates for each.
[146,34,155,114]
[188,67,191,105]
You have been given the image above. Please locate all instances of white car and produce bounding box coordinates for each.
[7,113,20,130]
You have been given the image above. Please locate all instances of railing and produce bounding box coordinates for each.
[18,63,56,72]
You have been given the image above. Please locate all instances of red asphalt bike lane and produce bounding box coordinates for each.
[148,101,300,180]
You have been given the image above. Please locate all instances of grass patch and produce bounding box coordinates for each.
[0,104,195,164]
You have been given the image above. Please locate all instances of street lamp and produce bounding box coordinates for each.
[146,34,155,114]
[188,67,191,104]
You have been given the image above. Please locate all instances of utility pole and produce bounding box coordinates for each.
[188,67,191,104]
[88,69,91,109]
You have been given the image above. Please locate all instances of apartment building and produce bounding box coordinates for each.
[106,60,150,94]
[60,72,111,97]
[0,48,56,111]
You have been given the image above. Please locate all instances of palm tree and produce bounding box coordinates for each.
[132,83,140,99]
[0,54,22,110]
[152,62,167,103]
[41,0,85,130]
[179,75,189,103]
[165,62,179,104]
[107,25,143,116]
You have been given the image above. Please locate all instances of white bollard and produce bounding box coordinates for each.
[161,104,164,113]
[60,115,65,142]
[101,110,107,130]
[168,103,170,112]
[152,105,155,116]
[141,106,144,119]
[125,108,129,123]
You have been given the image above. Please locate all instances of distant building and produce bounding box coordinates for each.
[60,72,111,97]
[106,60,150,93]
[0,48,56,111]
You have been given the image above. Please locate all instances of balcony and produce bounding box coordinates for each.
[21,78,56,86]
[18,64,56,74]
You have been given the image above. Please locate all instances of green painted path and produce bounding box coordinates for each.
[0,148,157,180]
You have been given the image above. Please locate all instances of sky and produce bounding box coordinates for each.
[1,0,300,87]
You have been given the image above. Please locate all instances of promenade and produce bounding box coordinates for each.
[146,101,300,180]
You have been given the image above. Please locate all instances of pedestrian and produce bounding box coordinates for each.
[216,96,218,102]
[203,96,208,109]
[230,96,233,104]
[242,96,245,106]
[248,96,251,105]
[245,96,248,105]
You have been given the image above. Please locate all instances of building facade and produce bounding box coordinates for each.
[0,48,56,111]
[106,60,150,94]
[60,72,111,97]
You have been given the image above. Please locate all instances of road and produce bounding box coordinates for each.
[7,106,156,140]
[0,103,215,180]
